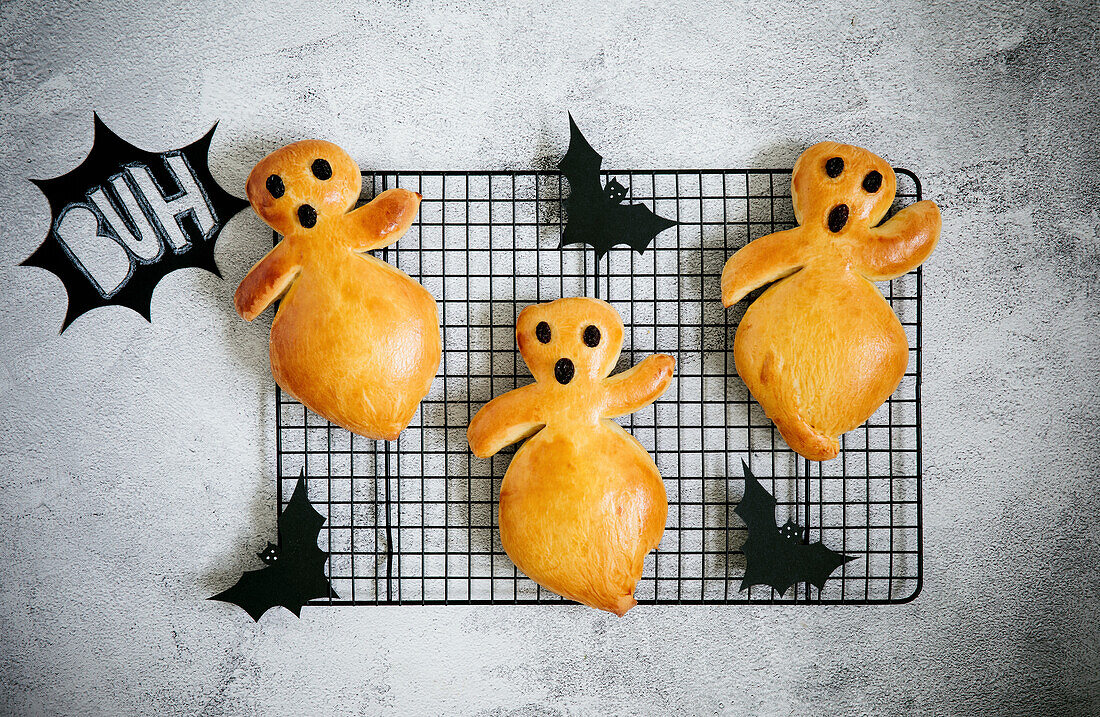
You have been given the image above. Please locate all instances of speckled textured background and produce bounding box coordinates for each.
[1,1,1097,714]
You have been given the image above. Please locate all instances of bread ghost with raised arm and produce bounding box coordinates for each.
[468,297,674,616]
[721,142,940,461]
[235,140,441,440]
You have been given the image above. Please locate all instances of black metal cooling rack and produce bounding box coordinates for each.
[274,167,923,606]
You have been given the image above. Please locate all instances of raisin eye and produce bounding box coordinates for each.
[311,159,332,180]
[266,174,285,198]
[298,204,317,229]
[825,157,844,178]
[862,170,883,193]
[535,321,551,344]
[583,325,600,347]
[827,204,849,233]
[554,358,574,385]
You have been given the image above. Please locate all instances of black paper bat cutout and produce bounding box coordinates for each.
[735,460,855,596]
[23,114,247,332]
[557,113,676,258]
[210,474,337,620]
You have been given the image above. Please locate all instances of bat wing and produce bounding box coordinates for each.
[733,461,778,532]
[735,462,787,592]
[800,541,857,592]
[209,565,288,621]
[604,201,677,255]
[561,198,678,258]
[278,475,339,612]
[557,113,605,205]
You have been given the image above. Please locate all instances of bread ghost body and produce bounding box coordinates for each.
[236,140,440,441]
[722,142,940,461]
[269,246,439,440]
[733,264,909,460]
[500,420,667,617]
[467,297,675,616]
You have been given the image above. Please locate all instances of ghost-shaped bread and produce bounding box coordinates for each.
[235,140,441,440]
[467,297,675,616]
[721,141,940,461]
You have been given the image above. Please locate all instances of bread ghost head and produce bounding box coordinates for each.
[245,139,363,237]
[235,140,422,325]
[516,297,625,387]
[791,141,898,234]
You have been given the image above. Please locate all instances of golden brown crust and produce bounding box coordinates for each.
[721,142,940,461]
[857,200,941,281]
[602,354,675,418]
[236,140,440,441]
[467,297,674,615]
[348,188,423,252]
[720,227,805,308]
[233,241,300,322]
[466,383,544,459]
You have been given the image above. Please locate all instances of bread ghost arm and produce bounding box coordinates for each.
[855,200,941,281]
[348,188,423,252]
[601,354,675,419]
[467,384,546,458]
[721,228,807,307]
[234,241,301,321]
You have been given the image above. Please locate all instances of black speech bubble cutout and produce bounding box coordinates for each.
[22,114,248,332]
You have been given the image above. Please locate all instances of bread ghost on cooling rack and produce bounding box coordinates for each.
[467,297,675,616]
[235,140,441,441]
[721,142,940,461]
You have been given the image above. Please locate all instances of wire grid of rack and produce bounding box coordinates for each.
[274,167,923,606]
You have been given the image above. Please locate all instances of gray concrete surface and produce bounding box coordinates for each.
[1,0,1098,714]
